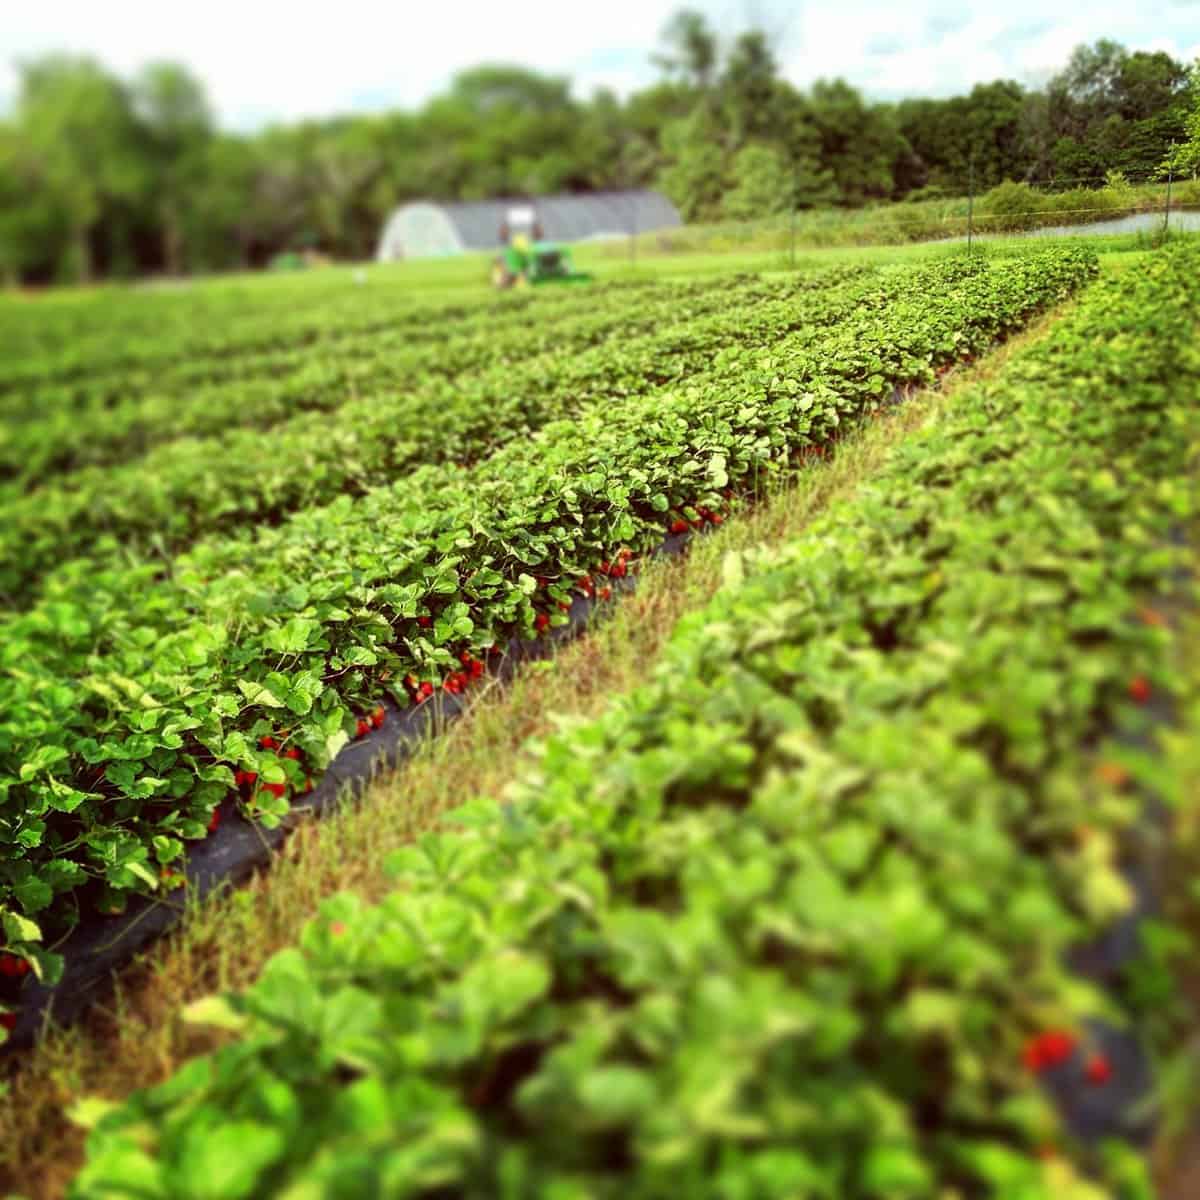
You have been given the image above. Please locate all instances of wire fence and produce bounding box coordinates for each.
[598,169,1200,264]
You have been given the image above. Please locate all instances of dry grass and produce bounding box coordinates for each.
[0,311,1068,1199]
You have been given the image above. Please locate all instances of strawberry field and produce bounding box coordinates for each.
[1,241,1197,1197]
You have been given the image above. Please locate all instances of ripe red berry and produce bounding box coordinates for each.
[0,1013,15,1031]
[356,719,370,738]
[243,771,257,786]
[598,561,611,575]
[711,514,724,525]
[417,616,432,628]
[460,651,472,665]
[372,706,385,728]
[234,770,246,787]
[535,613,550,632]
[670,519,688,534]
[1129,676,1151,704]
[420,681,434,698]
[1086,1054,1112,1085]
[600,586,612,601]
[259,736,277,750]
[15,958,28,977]
[262,782,287,799]
[208,809,221,833]
[284,747,301,760]
[1023,1030,1077,1073]
[469,660,484,679]
[612,563,627,578]
[0,956,17,978]
[404,674,417,689]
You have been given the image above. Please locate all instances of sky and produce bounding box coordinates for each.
[2,0,1198,129]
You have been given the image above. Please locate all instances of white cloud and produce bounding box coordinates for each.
[1,0,1197,126]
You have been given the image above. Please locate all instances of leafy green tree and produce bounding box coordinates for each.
[1161,62,1200,177]
[15,55,147,280]
[654,9,718,92]
[133,62,214,271]
[808,80,907,203]
[720,31,779,147]
[722,143,790,219]
[657,111,726,221]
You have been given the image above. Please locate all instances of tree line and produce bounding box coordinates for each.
[0,10,1195,283]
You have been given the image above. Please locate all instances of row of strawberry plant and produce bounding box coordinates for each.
[0,270,658,405]
[0,273,718,434]
[0,249,1096,966]
[0,273,830,490]
[0,265,902,606]
[62,239,1198,1198]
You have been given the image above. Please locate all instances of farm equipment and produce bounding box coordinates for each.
[492,205,592,289]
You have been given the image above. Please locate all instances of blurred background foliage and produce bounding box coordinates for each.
[0,10,1195,283]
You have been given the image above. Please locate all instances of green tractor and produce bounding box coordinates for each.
[491,206,592,290]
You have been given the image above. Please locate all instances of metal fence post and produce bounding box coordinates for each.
[790,163,798,270]
[1164,143,1174,240]
[967,153,975,253]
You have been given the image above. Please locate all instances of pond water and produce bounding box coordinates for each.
[961,208,1200,242]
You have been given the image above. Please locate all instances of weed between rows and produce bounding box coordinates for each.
[0,303,1081,1199]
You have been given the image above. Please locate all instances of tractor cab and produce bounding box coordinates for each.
[492,205,592,289]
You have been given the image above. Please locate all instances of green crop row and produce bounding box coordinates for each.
[0,249,1095,966]
[0,266,897,606]
[64,240,1199,1200]
[0,273,849,490]
[0,271,656,402]
[0,275,707,434]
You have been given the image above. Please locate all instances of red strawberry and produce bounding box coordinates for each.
[404,674,417,689]
[371,706,385,728]
[208,808,221,833]
[419,681,434,699]
[600,586,612,601]
[417,616,432,628]
[243,771,258,786]
[598,561,611,575]
[0,1013,15,1031]
[262,782,287,799]
[0,956,16,978]
[1128,676,1151,704]
[612,563,627,578]
[469,660,484,679]
[259,736,277,750]
[234,770,247,787]
[460,651,472,665]
[283,747,302,760]
[1023,1030,1076,1073]
[356,719,370,738]
[711,514,724,525]
[535,613,550,632]
[1085,1054,1112,1085]
[670,519,688,534]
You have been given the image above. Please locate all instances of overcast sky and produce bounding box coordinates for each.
[3,1,1198,129]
